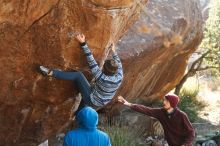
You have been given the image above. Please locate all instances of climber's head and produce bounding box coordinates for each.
[103,59,118,76]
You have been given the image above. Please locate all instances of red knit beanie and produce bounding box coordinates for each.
[165,94,180,108]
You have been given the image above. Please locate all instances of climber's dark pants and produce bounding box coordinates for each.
[52,70,92,114]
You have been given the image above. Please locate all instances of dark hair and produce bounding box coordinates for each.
[103,59,118,76]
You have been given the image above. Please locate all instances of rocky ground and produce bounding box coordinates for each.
[198,83,220,125]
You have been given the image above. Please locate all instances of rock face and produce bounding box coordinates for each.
[199,0,211,21]
[0,0,147,145]
[115,0,203,103]
[0,0,203,145]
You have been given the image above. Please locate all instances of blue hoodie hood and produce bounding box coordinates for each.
[76,107,98,130]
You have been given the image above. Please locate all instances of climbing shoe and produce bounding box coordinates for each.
[39,65,51,76]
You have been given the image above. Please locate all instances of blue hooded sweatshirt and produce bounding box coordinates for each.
[63,107,111,146]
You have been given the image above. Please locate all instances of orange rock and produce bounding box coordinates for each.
[0,0,203,145]
[0,0,147,145]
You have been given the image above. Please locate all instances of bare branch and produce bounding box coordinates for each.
[189,50,211,71]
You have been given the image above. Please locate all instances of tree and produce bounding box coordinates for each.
[200,0,220,72]
[174,0,220,95]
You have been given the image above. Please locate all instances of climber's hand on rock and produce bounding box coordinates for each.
[117,95,131,106]
[108,43,116,54]
[76,33,85,43]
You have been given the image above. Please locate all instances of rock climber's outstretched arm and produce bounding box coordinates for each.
[75,34,102,79]
[110,44,123,75]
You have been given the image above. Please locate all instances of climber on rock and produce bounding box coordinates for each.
[39,33,123,114]
[117,94,195,146]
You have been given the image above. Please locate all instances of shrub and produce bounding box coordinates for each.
[102,126,141,146]
[178,85,206,122]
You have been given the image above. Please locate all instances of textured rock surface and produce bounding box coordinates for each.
[0,0,203,145]
[0,0,147,145]
[115,0,203,103]
[200,0,211,21]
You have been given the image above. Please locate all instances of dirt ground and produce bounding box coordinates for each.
[198,79,220,125]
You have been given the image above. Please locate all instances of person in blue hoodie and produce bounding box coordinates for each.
[63,107,111,146]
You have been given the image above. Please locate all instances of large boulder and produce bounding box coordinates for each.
[0,0,203,145]
[0,0,147,145]
[115,0,203,103]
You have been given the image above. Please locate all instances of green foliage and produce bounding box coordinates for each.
[178,86,206,122]
[103,126,141,146]
[200,0,220,73]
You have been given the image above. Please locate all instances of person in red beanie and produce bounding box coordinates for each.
[117,94,195,146]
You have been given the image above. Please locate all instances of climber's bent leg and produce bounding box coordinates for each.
[53,70,92,105]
